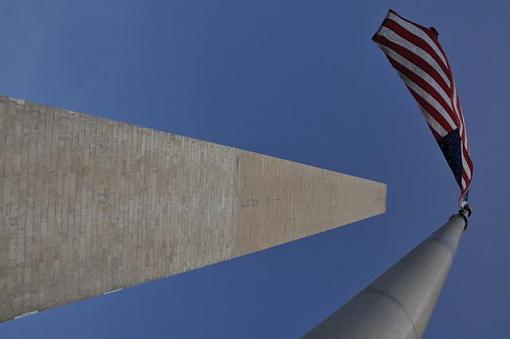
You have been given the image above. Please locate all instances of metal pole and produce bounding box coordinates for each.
[303,210,470,339]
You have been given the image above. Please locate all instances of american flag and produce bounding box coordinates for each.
[373,10,473,207]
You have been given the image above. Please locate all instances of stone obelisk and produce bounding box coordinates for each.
[0,96,386,322]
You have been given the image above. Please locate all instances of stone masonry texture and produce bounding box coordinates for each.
[0,96,386,322]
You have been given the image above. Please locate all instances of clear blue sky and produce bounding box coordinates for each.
[0,1,508,338]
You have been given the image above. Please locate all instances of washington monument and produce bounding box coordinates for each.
[0,96,386,322]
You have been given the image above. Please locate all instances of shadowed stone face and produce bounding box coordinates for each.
[0,96,386,322]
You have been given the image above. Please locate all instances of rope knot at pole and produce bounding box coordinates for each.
[458,204,472,230]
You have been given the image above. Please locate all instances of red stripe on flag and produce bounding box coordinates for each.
[386,56,461,128]
[373,35,451,95]
[382,19,452,80]
[406,86,454,134]
[388,9,446,58]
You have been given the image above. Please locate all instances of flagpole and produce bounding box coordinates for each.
[303,208,471,339]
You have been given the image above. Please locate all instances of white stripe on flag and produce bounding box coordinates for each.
[417,105,448,137]
[376,43,453,108]
[377,26,451,88]
[399,73,457,130]
[461,145,472,179]
[387,12,449,70]
[451,82,463,132]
